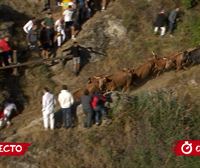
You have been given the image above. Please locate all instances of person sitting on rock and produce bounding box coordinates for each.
[3,102,17,127]
[154,9,167,37]
[0,35,13,66]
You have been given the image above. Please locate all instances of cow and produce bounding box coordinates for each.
[103,69,133,92]
[133,60,155,82]
[167,51,188,70]
[184,47,200,65]
[73,88,85,103]
[153,57,175,76]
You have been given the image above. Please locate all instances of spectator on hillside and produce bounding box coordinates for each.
[0,106,4,128]
[81,89,93,128]
[91,91,107,125]
[58,85,74,129]
[3,102,17,127]
[64,41,82,76]
[54,17,66,47]
[101,0,107,11]
[39,26,52,60]
[0,35,12,66]
[168,7,180,37]
[154,9,167,37]
[75,0,87,24]
[23,17,36,34]
[27,24,40,50]
[41,12,55,47]
[63,4,75,39]
[42,87,56,130]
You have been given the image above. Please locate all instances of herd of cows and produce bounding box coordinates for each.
[73,46,200,102]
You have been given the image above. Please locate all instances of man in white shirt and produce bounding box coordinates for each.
[42,87,56,130]
[3,102,17,127]
[63,4,74,29]
[58,85,74,128]
[23,17,36,34]
[55,17,66,47]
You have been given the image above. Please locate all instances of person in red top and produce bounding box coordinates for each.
[91,91,107,125]
[0,36,12,66]
[0,106,5,128]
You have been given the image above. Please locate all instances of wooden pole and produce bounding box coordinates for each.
[12,50,18,75]
[0,54,72,70]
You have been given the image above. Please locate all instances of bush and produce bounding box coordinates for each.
[123,90,200,168]
[181,0,196,8]
[187,16,200,46]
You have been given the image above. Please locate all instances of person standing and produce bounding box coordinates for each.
[168,7,180,36]
[63,4,75,39]
[41,12,55,47]
[42,87,56,130]
[0,35,12,66]
[91,91,107,125]
[64,41,82,76]
[23,17,36,34]
[154,9,167,37]
[54,17,66,47]
[81,89,93,128]
[27,24,40,50]
[58,85,74,128]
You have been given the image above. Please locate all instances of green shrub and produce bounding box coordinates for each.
[187,16,200,46]
[181,0,193,8]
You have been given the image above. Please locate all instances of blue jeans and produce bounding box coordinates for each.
[83,108,94,128]
[94,106,107,124]
[62,107,72,128]
[169,22,175,34]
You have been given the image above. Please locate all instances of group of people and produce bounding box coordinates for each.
[42,85,107,130]
[0,101,17,129]
[23,0,108,61]
[154,7,180,37]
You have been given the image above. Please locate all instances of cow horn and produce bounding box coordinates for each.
[93,76,101,79]
[152,51,158,59]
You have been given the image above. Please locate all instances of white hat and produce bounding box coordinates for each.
[68,2,74,6]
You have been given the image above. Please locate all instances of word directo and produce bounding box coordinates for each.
[174,140,200,156]
[0,143,31,156]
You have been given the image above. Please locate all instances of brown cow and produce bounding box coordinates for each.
[104,69,133,92]
[153,57,175,76]
[167,51,188,70]
[133,60,155,82]
[73,88,85,103]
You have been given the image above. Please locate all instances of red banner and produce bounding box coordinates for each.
[0,142,31,156]
[173,140,200,156]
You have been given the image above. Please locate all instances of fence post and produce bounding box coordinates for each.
[12,50,18,75]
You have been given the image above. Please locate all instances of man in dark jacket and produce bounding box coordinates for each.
[168,7,180,36]
[154,9,167,36]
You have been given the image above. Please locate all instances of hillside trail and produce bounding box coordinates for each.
[2,65,200,142]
